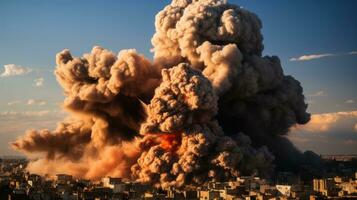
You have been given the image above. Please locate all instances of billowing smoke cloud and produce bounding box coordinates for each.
[13,0,310,188]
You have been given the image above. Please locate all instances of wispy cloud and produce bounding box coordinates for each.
[8,99,48,106]
[290,50,357,62]
[288,135,310,143]
[27,99,46,106]
[344,139,357,145]
[290,53,334,61]
[7,101,21,106]
[290,110,357,154]
[292,111,357,133]
[308,90,326,97]
[0,64,32,77]
[0,110,68,155]
[0,110,52,117]
[345,99,355,104]
[306,100,315,105]
[34,77,44,87]
[0,110,67,119]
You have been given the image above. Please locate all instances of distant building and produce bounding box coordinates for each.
[83,187,112,200]
[340,180,357,195]
[1,158,357,200]
[276,185,291,196]
[276,171,300,185]
[55,174,72,184]
[199,190,220,200]
[9,189,29,200]
[313,178,341,197]
[102,177,122,189]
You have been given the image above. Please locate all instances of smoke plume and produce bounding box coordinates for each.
[13,0,310,188]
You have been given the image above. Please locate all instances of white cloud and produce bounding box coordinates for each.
[306,100,315,105]
[0,110,68,155]
[290,53,334,61]
[34,77,44,87]
[344,139,357,145]
[292,111,357,133]
[0,110,66,119]
[290,50,357,62]
[7,101,21,106]
[308,90,326,97]
[288,135,309,143]
[345,99,355,104]
[0,64,32,77]
[27,99,47,106]
[0,110,52,117]
[290,111,357,154]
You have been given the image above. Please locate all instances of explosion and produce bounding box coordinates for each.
[13,0,310,188]
[155,133,182,152]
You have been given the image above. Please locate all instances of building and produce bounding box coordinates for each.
[102,177,122,189]
[55,174,73,185]
[276,185,291,196]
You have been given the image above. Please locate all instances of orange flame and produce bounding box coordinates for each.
[148,132,182,152]
[160,133,182,151]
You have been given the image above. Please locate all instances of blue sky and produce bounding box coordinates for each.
[1,0,357,155]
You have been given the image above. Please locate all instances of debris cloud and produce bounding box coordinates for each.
[13,0,310,188]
